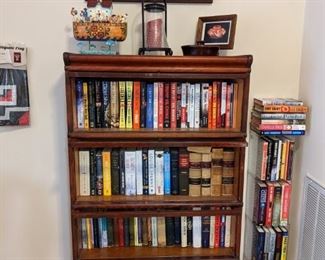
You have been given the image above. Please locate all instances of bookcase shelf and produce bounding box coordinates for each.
[64,53,252,260]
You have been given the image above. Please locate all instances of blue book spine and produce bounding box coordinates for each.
[76,79,84,128]
[261,130,305,135]
[220,215,226,247]
[102,80,110,128]
[146,83,154,128]
[258,186,268,225]
[164,149,171,195]
[256,226,265,260]
[95,150,103,196]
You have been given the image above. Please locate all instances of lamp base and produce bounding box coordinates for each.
[138,47,173,56]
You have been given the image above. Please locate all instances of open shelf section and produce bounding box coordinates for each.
[79,247,237,259]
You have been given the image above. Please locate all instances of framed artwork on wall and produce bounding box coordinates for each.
[195,14,237,49]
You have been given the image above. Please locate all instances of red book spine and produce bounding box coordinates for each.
[225,83,231,128]
[265,182,275,227]
[164,82,170,128]
[280,181,291,226]
[261,141,269,180]
[133,81,141,129]
[170,82,177,128]
[212,82,218,128]
[158,82,164,129]
[217,82,222,128]
[214,215,221,247]
[118,217,124,247]
[207,85,213,128]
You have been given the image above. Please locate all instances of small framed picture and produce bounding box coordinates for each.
[196,14,237,49]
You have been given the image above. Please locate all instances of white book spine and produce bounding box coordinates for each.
[79,150,90,196]
[221,82,227,117]
[124,151,136,195]
[81,218,87,249]
[148,149,156,195]
[263,227,270,253]
[194,83,201,128]
[269,227,276,255]
[151,216,158,247]
[201,83,209,127]
[224,215,232,247]
[192,215,202,248]
[181,216,187,247]
[209,216,215,248]
[188,84,195,128]
[155,150,164,195]
[181,83,187,128]
[153,82,159,129]
[136,150,143,195]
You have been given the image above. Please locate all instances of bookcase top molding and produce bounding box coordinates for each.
[63,53,253,74]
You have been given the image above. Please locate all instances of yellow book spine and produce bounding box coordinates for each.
[280,234,288,260]
[83,82,89,129]
[102,149,111,196]
[86,218,93,249]
[126,81,133,129]
[119,81,126,128]
[279,140,288,180]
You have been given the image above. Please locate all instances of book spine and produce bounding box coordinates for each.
[124,150,136,195]
[133,81,141,129]
[137,217,143,246]
[170,148,179,195]
[258,124,306,131]
[157,217,166,247]
[129,217,135,246]
[174,217,181,246]
[148,149,156,195]
[201,153,211,196]
[280,181,291,226]
[124,218,130,247]
[181,83,187,128]
[201,216,210,248]
[118,217,124,247]
[165,217,175,246]
[272,184,282,226]
[222,150,235,196]
[259,113,306,120]
[111,149,120,195]
[208,84,213,128]
[136,150,143,195]
[187,216,193,247]
[79,150,90,196]
[176,83,182,128]
[93,218,99,248]
[142,217,148,246]
[265,182,275,227]
[211,148,223,196]
[158,82,164,129]
[209,216,215,248]
[255,104,308,113]
[107,218,114,247]
[181,216,187,247]
[76,79,84,128]
[201,83,209,128]
[95,80,103,128]
[86,218,93,249]
[189,152,202,197]
[102,80,110,128]
[110,81,119,128]
[83,81,89,129]
[188,84,195,128]
[164,82,170,128]
[89,149,97,196]
[163,149,171,195]
[153,82,159,129]
[99,217,108,248]
[151,217,158,247]
[134,217,138,246]
[192,215,202,248]
[146,83,154,128]
[224,215,231,247]
[179,148,189,195]
[119,149,125,195]
[95,150,103,196]
[225,83,231,128]
[194,83,201,128]
[220,82,227,128]
[119,81,126,128]
[140,82,147,128]
[155,150,164,195]
[102,149,111,196]
[81,218,88,249]
[88,80,96,128]
[126,81,133,129]
[170,82,177,128]
[142,149,149,195]
[280,227,288,260]
[214,215,220,248]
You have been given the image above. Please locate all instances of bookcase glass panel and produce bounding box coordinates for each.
[72,78,244,132]
[74,146,240,199]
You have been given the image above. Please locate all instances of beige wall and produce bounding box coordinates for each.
[289,0,325,259]
[0,0,305,259]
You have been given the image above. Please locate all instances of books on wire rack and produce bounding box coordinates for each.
[250,98,308,136]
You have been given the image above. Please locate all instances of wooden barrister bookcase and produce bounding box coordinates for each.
[64,53,253,260]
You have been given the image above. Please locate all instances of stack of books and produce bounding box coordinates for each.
[250,98,308,135]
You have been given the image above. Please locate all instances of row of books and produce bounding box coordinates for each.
[252,225,288,260]
[78,147,235,197]
[81,215,237,249]
[250,98,308,136]
[253,180,291,227]
[250,132,295,181]
[75,79,241,130]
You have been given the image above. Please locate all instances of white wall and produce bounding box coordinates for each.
[288,0,325,259]
[0,1,305,259]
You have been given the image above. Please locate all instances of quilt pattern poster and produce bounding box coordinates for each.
[0,45,30,126]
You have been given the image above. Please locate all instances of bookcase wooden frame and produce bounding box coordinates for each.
[64,53,252,260]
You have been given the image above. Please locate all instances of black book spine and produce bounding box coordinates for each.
[170,148,179,195]
[138,217,143,245]
[187,216,193,247]
[201,216,210,248]
[140,82,147,128]
[93,218,99,248]
[176,83,182,128]
[124,217,130,247]
[165,217,175,246]
[264,137,273,181]
[286,141,294,180]
[107,217,114,247]
[102,80,110,128]
[111,149,120,195]
[142,149,149,195]
[119,149,125,195]
[95,80,103,128]
[174,217,181,246]
[270,138,279,181]
[88,80,96,128]
[164,82,170,128]
[90,149,97,196]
